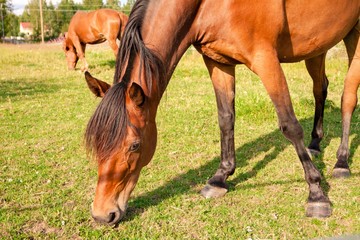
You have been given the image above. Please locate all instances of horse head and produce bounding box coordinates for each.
[85,70,158,225]
[62,36,79,70]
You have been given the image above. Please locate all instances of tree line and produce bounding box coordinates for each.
[0,0,135,42]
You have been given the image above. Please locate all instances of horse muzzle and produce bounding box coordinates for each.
[67,64,76,71]
[91,203,126,225]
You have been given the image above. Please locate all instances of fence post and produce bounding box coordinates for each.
[0,3,4,39]
[39,0,44,43]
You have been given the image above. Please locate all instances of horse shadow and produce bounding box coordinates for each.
[123,103,359,222]
[0,78,60,102]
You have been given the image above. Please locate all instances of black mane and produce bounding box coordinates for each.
[114,0,165,92]
[85,0,165,162]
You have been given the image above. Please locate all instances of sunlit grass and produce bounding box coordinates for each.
[0,43,359,239]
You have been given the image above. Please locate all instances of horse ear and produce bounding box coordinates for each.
[129,82,145,107]
[84,71,111,98]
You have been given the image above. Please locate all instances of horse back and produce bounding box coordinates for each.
[67,9,124,44]
[192,0,359,65]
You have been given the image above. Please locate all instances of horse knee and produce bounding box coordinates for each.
[279,119,304,142]
[218,113,234,133]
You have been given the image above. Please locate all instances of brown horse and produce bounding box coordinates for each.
[84,0,359,225]
[63,9,128,71]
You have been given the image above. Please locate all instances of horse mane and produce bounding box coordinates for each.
[114,0,165,91]
[85,0,165,162]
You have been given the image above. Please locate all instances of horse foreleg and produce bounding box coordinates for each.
[73,37,88,71]
[334,24,360,178]
[305,53,329,155]
[200,56,236,198]
[252,49,331,217]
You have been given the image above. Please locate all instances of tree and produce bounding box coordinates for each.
[5,12,18,36]
[121,0,136,14]
[43,1,57,39]
[105,0,121,11]
[56,0,78,34]
[1,0,20,38]
[82,0,103,11]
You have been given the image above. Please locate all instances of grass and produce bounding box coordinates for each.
[0,42,359,239]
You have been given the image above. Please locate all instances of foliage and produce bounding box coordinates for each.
[56,0,78,34]
[105,0,122,11]
[0,0,18,37]
[1,0,132,42]
[122,0,136,13]
[0,42,359,239]
[82,0,103,11]
[3,11,18,36]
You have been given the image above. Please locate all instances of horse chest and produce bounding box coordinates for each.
[194,43,244,65]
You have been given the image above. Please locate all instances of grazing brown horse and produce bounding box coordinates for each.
[63,9,128,71]
[84,0,359,225]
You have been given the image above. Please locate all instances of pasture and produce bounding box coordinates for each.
[0,43,359,239]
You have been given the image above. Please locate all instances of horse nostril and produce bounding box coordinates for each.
[91,210,122,225]
[108,212,116,223]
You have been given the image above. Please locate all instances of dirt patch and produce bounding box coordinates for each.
[21,221,63,236]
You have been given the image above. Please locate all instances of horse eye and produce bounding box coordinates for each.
[129,142,140,152]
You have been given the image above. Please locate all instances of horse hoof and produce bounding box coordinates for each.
[332,168,350,178]
[307,148,321,156]
[306,202,332,218]
[200,184,228,198]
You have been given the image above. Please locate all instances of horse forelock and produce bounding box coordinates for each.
[114,0,166,94]
[86,0,167,163]
[85,82,129,163]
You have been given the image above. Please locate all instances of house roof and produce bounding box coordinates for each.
[20,22,33,29]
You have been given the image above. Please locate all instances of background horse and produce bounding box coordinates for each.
[63,9,128,71]
[84,0,359,225]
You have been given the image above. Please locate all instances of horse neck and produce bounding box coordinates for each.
[140,0,201,97]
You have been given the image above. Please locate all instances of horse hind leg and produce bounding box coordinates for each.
[200,56,236,198]
[107,25,120,57]
[305,53,329,155]
[80,43,89,71]
[252,49,331,217]
[108,38,119,57]
[334,23,360,178]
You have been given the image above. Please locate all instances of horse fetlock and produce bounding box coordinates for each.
[207,175,229,189]
[307,138,321,155]
[336,147,349,162]
[307,170,322,184]
[333,153,351,178]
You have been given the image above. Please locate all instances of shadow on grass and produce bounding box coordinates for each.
[123,102,359,222]
[0,78,60,102]
[88,59,116,69]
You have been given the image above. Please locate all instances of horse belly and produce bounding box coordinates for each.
[88,37,107,45]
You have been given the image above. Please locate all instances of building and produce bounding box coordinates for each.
[19,22,33,37]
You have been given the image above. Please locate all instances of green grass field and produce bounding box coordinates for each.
[0,43,359,239]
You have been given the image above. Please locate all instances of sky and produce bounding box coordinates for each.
[12,0,127,16]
